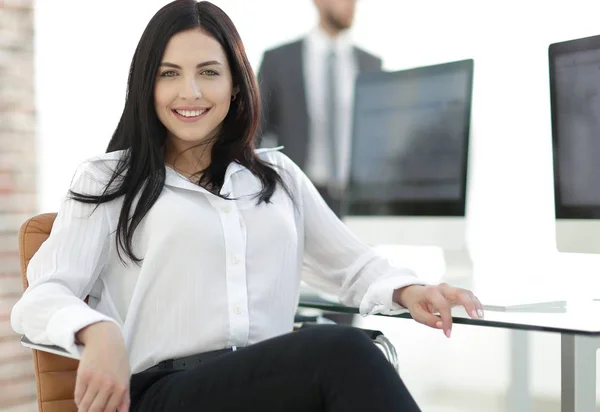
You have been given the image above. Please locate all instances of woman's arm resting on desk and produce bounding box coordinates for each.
[394,283,484,338]
[279,152,484,337]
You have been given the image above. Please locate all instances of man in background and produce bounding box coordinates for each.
[257,0,382,216]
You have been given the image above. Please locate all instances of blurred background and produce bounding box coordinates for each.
[2,0,600,410]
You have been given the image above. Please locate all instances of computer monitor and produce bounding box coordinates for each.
[549,34,600,254]
[342,59,474,276]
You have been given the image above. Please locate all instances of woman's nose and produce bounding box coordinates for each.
[180,78,202,99]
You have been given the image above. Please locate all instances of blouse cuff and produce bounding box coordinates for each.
[358,272,428,316]
[46,304,120,356]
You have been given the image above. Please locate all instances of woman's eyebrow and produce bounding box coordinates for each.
[159,60,223,69]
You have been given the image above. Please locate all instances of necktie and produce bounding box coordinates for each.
[326,47,339,186]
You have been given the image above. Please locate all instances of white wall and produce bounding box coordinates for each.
[35,1,600,409]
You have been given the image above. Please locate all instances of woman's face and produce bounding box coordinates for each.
[154,28,235,150]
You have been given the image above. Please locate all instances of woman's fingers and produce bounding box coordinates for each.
[104,384,128,412]
[76,382,99,412]
[425,287,453,337]
[410,303,443,329]
[116,389,131,412]
[440,284,485,319]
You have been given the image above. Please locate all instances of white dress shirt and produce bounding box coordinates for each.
[304,27,357,187]
[10,148,423,374]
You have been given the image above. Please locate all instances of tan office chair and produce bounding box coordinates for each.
[19,213,78,412]
[18,213,401,412]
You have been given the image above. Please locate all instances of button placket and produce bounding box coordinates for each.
[210,193,250,347]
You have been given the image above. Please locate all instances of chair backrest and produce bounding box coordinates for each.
[19,213,78,412]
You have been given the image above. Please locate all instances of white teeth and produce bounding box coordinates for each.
[175,109,206,117]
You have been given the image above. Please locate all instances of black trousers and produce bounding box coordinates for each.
[130,325,421,412]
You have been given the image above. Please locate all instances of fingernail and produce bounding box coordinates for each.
[445,329,452,338]
[477,309,484,319]
[436,321,443,329]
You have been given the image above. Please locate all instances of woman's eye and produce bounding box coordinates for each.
[159,69,218,77]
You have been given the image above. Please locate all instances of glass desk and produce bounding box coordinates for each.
[299,298,600,412]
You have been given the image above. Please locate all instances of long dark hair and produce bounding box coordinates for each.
[71,0,289,264]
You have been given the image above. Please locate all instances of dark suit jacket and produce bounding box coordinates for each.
[257,39,382,170]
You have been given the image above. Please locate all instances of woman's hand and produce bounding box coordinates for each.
[74,321,131,412]
[394,283,484,338]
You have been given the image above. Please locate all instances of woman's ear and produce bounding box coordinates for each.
[231,86,240,101]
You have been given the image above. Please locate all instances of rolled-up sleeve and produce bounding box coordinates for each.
[10,160,119,354]
[286,155,427,316]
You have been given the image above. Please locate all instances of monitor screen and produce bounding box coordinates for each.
[550,34,600,219]
[345,59,474,217]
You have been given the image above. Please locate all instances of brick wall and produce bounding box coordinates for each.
[0,0,37,411]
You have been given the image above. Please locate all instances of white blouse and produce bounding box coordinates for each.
[10,148,424,374]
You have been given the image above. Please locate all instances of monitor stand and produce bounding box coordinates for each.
[556,219,600,254]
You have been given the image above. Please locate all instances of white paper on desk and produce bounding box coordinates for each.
[472,282,568,312]
[478,297,567,313]
[20,335,82,360]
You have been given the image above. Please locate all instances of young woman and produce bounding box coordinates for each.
[11,1,484,411]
